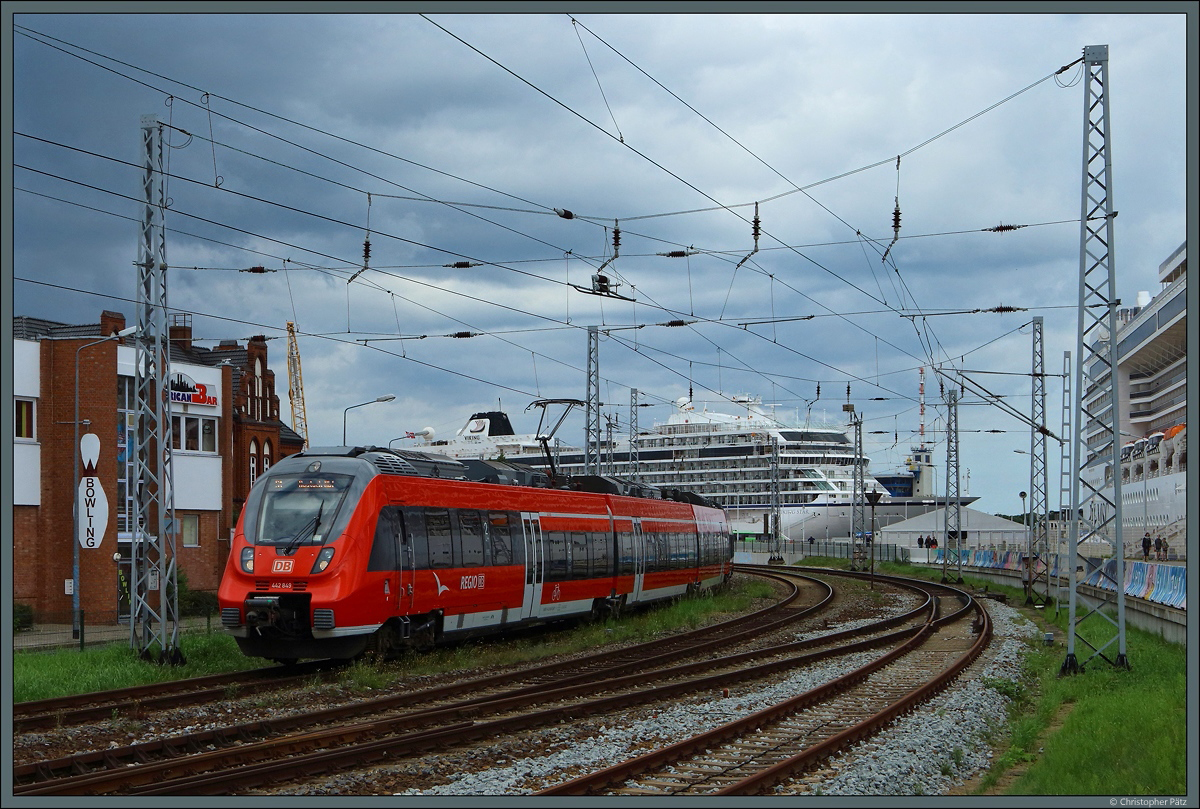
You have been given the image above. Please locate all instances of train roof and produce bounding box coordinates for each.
[289,446,718,508]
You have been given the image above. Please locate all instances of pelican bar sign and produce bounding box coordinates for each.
[78,433,109,549]
[169,372,219,407]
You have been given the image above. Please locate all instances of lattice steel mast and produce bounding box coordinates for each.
[1063,44,1128,673]
[1027,316,1051,606]
[845,401,866,571]
[1056,351,1073,615]
[941,388,963,583]
[769,435,783,562]
[132,114,183,664]
[629,388,640,481]
[585,325,601,476]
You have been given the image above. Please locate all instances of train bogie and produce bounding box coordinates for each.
[218,447,732,662]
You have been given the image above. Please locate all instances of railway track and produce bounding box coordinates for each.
[538,569,992,796]
[13,569,804,793]
[12,659,348,733]
[13,568,970,796]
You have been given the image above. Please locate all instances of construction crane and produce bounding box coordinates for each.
[286,322,309,448]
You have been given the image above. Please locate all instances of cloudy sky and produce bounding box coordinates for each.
[6,5,1192,516]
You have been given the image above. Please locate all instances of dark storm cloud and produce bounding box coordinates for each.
[8,8,1190,514]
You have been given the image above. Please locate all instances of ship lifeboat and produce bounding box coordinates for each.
[1147,431,1165,453]
[1160,424,1185,465]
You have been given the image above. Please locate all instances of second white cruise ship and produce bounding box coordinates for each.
[423,394,966,542]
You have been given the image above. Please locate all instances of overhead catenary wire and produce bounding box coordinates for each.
[16,20,1080,441]
[16,39,1070,391]
[18,138,1051,434]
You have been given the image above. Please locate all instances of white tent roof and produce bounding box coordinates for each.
[879,507,1026,535]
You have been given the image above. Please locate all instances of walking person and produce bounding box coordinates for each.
[1141,532,1152,562]
[1154,535,1163,561]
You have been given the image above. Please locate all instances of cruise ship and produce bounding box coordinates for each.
[1080,241,1188,555]
[423,394,970,542]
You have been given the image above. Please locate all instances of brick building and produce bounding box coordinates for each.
[13,310,304,624]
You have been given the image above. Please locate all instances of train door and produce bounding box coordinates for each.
[521,513,545,619]
[369,507,403,619]
[631,517,646,602]
[398,510,415,614]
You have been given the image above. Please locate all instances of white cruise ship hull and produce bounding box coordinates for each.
[420,398,962,542]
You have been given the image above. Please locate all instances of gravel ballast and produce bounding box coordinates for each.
[279,597,1040,796]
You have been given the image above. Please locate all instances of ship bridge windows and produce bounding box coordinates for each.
[780,430,850,444]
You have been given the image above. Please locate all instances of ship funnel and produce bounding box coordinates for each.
[1136,290,1151,308]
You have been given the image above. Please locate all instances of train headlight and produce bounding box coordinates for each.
[311,546,336,574]
[240,546,255,574]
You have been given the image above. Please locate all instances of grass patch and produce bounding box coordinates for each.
[1000,619,1186,795]
[15,577,774,704]
[869,559,1187,796]
[13,632,261,703]
[386,576,776,679]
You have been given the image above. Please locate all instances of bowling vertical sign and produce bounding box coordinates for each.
[78,433,109,549]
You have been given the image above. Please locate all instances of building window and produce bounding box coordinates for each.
[254,358,264,420]
[15,398,36,440]
[263,439,273,471]
[171,414,220,454]
[180,514,200,547]
[249,439,259,487]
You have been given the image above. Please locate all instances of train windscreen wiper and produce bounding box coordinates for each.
[281,502,323,555]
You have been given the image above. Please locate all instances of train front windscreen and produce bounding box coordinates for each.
[254,473,354,548]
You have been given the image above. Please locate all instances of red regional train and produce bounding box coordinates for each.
[218,446,733,662]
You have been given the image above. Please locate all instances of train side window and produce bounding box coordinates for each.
[508,512,524,567]
[617,532,634,576]
[571,532,589,578]
[367,507,400,571]
[404,508,429,569]
[591,531,611,578]
[425,508,454,569]
[546,531,569,581]
[642,532,656,573]
[488,511,514,566]
[458,510,484,567]
[524,519,539,584]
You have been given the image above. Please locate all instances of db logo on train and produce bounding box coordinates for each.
[272,559,294,573]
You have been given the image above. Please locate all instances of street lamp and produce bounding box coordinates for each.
[73,326,137,638]
[343,394,396,445]
[866,489,883,589]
